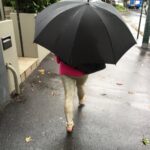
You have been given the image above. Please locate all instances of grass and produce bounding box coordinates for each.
[115,4,127,12]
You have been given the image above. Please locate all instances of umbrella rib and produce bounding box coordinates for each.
[54,5,86,62]
[91,6,116,63]
[69,5,87,65]
[92,4,136,63]
[35,3,86,41]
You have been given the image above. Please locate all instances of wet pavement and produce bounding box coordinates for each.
[122,10,146,37]
[121,10,149,48]
[0,11,150,150]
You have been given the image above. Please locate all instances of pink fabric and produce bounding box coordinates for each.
[56,56,84,76]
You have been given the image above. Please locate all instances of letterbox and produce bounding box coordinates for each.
[1,36,12,50]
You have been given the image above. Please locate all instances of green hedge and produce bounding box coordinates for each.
[4,0,58,13]
[3,0,12,6]
[115,4,127,12]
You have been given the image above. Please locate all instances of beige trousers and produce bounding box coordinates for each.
[61,75,88,124]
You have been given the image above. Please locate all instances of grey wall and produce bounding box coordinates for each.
[0,43,10,109]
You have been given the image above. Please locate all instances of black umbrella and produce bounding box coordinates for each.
[34,0,136,74]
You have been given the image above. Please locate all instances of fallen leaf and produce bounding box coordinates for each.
[116,83,123,86]
[51,91,55,96]
[25,136,32,143]
[38,69,45,75]
[142,138,150,145]
[128,91,134,94]
[51,90,58,96]
[38,80,42,83]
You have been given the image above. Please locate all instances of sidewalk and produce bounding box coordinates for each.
[121,10,150,48]
[121,10,146,36]
[123,15,143,47]
[0,20,150,150]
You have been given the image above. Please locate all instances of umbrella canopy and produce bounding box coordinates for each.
[34,0,136,73]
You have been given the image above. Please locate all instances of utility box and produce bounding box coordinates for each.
[0,42,10,109]
[0,20,21,94]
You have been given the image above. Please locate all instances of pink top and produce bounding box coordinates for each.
[56,56,84,77]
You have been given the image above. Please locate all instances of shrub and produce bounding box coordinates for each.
[115,4,127,12]
[5,0,58,13]
[3,0,13,6]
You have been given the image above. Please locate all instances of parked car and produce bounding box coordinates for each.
[127,0,142,9]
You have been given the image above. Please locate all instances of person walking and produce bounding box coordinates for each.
[56,56,88,133]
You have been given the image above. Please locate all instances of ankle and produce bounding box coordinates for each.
[66,121,74,126]
[79,95,86,104]
[66,122,74,133]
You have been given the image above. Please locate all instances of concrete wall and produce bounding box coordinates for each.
[10,13,22,56]
[20,13,38,57]
[0,20,21,93]
[10,13,50,61]
[10,13,38,58]
[0,0,5,20]
[37,45,50,63]
[4,6,13,19]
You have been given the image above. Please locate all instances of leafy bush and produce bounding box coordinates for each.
[4,0,58,13]
[3,0,13,6]
[115,4,127,12]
